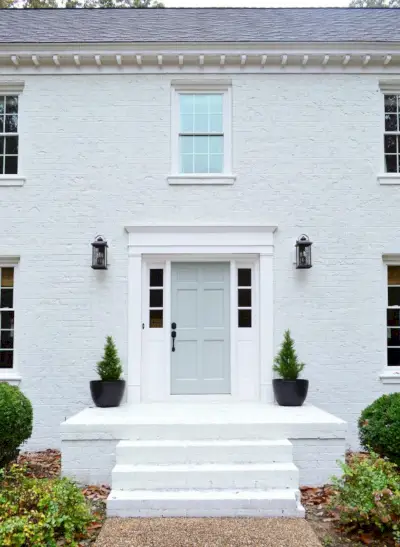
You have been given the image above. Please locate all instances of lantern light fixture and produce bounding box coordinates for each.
[295,234,313,269]
[91,235,108,270]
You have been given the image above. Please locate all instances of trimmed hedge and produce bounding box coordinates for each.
[359,393,400,465]
[0,384,33,468]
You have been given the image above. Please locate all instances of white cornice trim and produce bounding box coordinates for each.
[125,224,278,234]
[0,81,24,93]
[383,253,400,264]
[0,255,20,266]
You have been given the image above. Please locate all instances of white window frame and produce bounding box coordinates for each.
[0,82,25,187]
[0,256,20,384]
[168,80,235,186]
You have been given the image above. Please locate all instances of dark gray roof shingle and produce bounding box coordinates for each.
[0,8,399,44]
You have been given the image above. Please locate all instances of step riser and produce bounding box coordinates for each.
[111,424,298,441]
[116,445,293,465]
[107,499,305,518]
[112,469,299,490]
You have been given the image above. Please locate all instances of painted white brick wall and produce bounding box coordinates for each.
[0,73,395,450]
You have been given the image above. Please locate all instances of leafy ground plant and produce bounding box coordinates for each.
[0,464,95,547]
[330,453,400,544]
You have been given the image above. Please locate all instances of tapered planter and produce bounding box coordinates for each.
[90,380,125,408]
[273,379,309,407]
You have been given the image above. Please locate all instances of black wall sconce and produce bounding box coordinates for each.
[296,234,313,269]
[91,235,108,270]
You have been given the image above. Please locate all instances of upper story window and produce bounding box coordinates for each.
[179,93,224,174]
[170,82,233,183]
[0,95,18,175]
[384,94,400,173]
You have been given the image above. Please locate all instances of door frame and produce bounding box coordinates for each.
[126,224,277,404]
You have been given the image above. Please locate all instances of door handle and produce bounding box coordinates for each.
[171,330,177,352]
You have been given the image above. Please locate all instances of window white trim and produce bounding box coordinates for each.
[170,81,234,185]
[0,175,25,187]
[0,82,24,95]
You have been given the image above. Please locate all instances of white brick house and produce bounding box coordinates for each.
[1,7,400,517]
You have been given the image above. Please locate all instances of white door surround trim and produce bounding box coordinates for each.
[125,224,277,404]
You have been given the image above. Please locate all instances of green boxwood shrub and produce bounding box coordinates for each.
[330,453,400,542]
[0,384,33,468]
[358,393,400,465]
[0,465,93,547]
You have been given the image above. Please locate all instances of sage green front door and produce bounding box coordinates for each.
[171,262,230,395]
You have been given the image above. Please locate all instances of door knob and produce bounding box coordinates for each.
[171,322,177,330]
[171,330,177,352]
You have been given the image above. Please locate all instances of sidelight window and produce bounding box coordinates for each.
[0,267,15,368]
[149,268,163,328]
[237,268,252,328]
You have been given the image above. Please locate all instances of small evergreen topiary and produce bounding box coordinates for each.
[359,393,400,466]
[273,329,305,380]
[96,336,123,381]
[0,384,33,468]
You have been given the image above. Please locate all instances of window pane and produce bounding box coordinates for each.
[193,112,209,133]
[5,136,18,155]
[181,154,194,174]
[0,137,3,155]
[150,289,163,308]
[238,268,251,287]
[5,96,18,114]
[150,269,163,287]
[5,115,17,133]
[388,347,400,366]
[209,113,223,133]
[180,136,193,155]
[388,286,400,306]
[5,156,17,175]
[193,136,208,154]
[209,94,223,113]
[209,154,223,173]
[0,157,3,174]
[209,136,223,154]
[385,114,397,132]
[385,135,397,154]
[194,94,209,113]
[386,155,397,173]
[1,268,13,287]
[194,154,209,173]
[1,330,13,349]
[385,95,397,113]
[238,309,252,328]
[1,311,14,330]
[180,94,194,115]
[180,114,194,133]
[0,97,4,115]
[238,288,252,307]
[0,350,13,368]
[149,309,163,328]
[0,117,3,133]
[0,289,13,308]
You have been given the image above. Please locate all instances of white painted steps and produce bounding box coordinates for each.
[107,488,305,518]
[116,439,293,465]
[107,437,305,518]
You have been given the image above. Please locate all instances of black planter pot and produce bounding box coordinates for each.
[273,379,309,407]
[90,380,126,408]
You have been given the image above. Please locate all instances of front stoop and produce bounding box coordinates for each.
[106,438,305,518]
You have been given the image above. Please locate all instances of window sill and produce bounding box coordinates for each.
[167,174,236,186]
[0,176,25,187]
[379,370,400,384]
[377,174,400,185]
[0,372,21,385]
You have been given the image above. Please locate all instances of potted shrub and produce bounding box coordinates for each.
[90,336,125,408]
[273,329,309,407]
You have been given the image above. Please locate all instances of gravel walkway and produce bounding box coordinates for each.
[95,518,321,547]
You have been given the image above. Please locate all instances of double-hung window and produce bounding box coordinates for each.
[0,267,15,369]
[0,95,19,175]
[384,94,400,174]
[170,83,233,184]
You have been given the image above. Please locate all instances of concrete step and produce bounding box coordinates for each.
[111,462,299,490]
[116,439,293,465]
[107,488,305,518]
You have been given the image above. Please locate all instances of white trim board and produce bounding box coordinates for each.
[125,224,276,405]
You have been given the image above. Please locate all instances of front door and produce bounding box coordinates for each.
[171,262,230,395]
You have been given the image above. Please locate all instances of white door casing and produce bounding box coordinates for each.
[126,224,276,403]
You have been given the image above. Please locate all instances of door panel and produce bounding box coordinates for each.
[171,262,230,395]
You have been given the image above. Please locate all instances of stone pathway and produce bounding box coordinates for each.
[95,518,321,546]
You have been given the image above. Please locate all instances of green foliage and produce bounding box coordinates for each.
[96,336,123,381]
[0,384,33,469]
[0,465,93,547]
[330,453,400,541]
[359,393,400,466]
[349,0,400,6]
[273,329,305,380]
